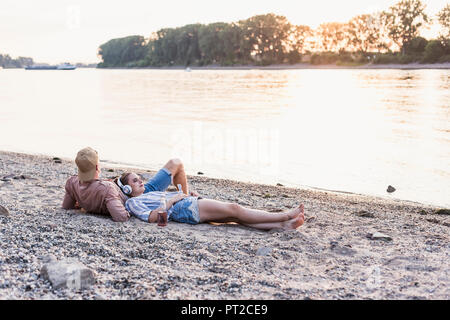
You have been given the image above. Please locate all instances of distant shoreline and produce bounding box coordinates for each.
[3,62,449,71]
[99,62,450,71]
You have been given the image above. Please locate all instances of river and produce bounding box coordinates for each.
[0,68,448,207]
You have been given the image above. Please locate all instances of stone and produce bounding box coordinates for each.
[434,209,450,215]
[0,205,9,217]
[54,160,62,164]
[197,171,204,175]
[40,259,95,290]
[256,247,272,256]
[330,241,357,256]
[12,175,27,179]
[387,185,396,193]
[354,210,375,218]
[276,183,284,187]
[368,232,392,241]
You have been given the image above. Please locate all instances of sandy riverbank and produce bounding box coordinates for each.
[0,150,448,299]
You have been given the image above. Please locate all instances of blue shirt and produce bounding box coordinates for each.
[125,191,181,222]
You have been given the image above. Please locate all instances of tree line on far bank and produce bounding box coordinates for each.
[0,54,33,68]
[97,0,450,68]
[0,54,98,68]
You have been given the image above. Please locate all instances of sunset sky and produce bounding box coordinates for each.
[1,0,448,64]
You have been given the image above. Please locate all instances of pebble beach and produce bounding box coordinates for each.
[0,150,448,300]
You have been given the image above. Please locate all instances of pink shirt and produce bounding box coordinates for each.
[62,176,130,222]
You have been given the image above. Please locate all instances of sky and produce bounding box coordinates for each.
[0,0,448,64]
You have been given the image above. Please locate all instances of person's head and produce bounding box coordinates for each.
[75,147,100,182]
[115,172,145,197]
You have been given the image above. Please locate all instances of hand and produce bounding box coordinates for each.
[169,193,189,207]
[190,190,200,197]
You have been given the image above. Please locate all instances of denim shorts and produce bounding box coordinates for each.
[169,196,200,225]
[144,168,172,193]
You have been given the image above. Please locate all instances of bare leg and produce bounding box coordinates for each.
[243,213,305,230]
[197,199,304,230]
[163,158,189,194]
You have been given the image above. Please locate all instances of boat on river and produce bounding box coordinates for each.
[57,63,76,70]
[25,63,76,70]
[25,65,57,70]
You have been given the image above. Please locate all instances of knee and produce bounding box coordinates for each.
[228,203,243,218]
[170,158,183,168]
[166,158,184,173]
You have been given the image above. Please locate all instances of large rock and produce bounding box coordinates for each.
[40,259,95,290]
[387,185,396,193]
[434,209,450,215]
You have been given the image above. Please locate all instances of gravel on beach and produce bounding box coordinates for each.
[0,150,448,300]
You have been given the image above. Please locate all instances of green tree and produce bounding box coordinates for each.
[422,40,445,62]
[437,4,450,56]
[0,54,34,68]
[347,14,385,53]
[283,25,312,63]
[98,35,147,67]
[315,22,347,52]
[238,13,292,64]
[221,23,245,64]
[288,25,312,53]
[382,0,429,54]
[151,28,179,65]
[403,36,428,54]
[437,4,450,41]
[198,23,227,64]
[175,24,202,66]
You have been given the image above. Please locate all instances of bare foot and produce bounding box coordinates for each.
[283,204,305,230]
[286,203,304,220]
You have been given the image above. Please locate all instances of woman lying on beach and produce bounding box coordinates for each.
[117,172,305,231]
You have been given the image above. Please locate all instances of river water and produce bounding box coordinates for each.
[0,68,448,207]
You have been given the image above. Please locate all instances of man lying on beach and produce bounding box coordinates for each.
[62,147,193,222]
[118,172,305,231]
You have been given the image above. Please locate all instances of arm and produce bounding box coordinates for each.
[105,185,130,222]
[62,178,76,209]
[106,198,130,222]
[166,193,189,210]
[147,210,159,223]
[62,192,76,209]
[125,197,152,223]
